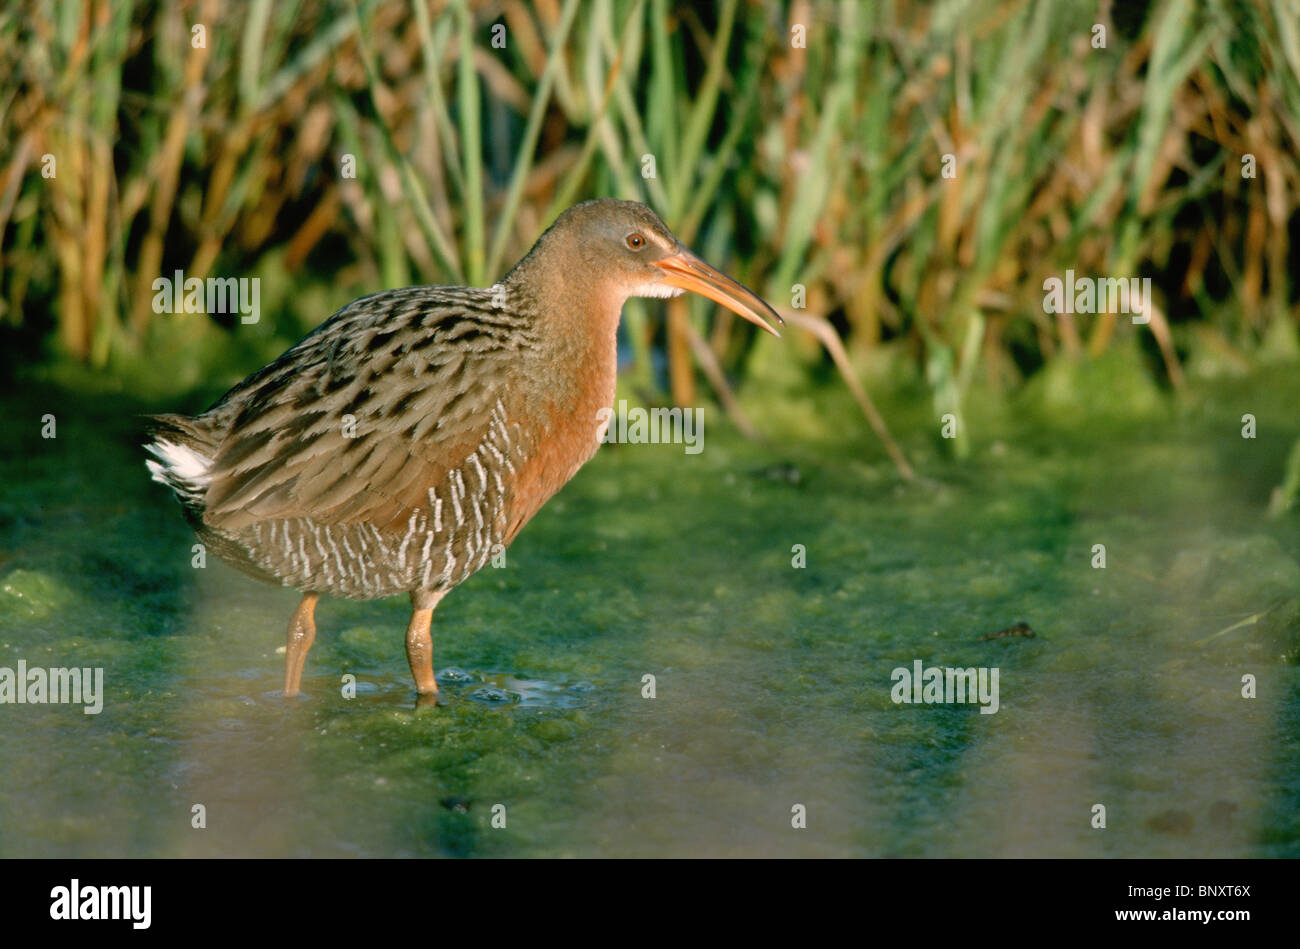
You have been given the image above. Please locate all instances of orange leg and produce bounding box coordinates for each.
[406,590,446,702]
[283,592,318,696]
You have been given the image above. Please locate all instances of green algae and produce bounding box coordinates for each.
[0,363,1297,858]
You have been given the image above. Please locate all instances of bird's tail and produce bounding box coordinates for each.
[143,413,218,511]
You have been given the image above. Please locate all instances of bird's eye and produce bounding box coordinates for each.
[626,233,645,250]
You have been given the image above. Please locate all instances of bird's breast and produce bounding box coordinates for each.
[497,317,618,542]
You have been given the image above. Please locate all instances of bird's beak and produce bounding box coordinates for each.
[653,249,783,337]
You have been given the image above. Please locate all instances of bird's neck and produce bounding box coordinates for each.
[503,260,624,451]
[505,256,624,381]
[490,262,624,537]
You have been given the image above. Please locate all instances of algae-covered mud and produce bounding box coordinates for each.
[1,358,1297,857]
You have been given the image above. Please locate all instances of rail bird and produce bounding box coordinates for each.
[145,199,781,702]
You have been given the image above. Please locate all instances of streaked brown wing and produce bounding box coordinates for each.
[202,287,530,533]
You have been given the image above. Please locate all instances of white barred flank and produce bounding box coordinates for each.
[232,505,501,601]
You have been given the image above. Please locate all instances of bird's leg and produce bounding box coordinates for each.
[283,592,319,696]
[406,589,446,703]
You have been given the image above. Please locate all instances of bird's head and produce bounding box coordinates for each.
[524,199,783,337]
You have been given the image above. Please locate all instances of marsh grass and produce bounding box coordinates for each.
[0,0,1297,472]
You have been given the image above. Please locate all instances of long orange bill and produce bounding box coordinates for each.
[653,250,784,337]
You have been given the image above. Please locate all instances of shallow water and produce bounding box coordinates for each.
[1,364,1297,857]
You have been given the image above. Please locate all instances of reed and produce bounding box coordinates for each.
[1,0,1295,473]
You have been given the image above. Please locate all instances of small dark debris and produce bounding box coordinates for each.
[439,796,472,814]
[978,622,1036,642]
[1208,800,1238,828]
[1146,810,1195,835]
[754,463,801,486]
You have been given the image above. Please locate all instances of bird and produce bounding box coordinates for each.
[145,199,782,703]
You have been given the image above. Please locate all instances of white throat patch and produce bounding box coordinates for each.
[628,282,686,300]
